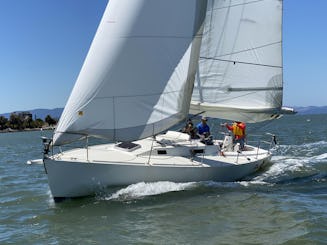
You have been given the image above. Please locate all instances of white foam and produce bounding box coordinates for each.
[26,159,43,165]
[238,180,271,187]
[251,153,320,183]
[273,141,327,153]
[47,190,56,208]
[313,152,327,161]
[301,141,327,148]
[105,181,196,200]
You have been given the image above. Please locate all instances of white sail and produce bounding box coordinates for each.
[190,0,283,123]
[53,0,207,145]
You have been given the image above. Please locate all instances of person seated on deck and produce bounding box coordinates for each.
[182,119,197,139]
[196,116,213,145]
[223,121,246,150]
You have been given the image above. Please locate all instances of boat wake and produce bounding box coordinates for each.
[100,142,327,201]
[246,141,327,185]
[104,181,196,201]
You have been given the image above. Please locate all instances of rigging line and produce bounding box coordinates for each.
[147,124,155,165]
[199,57,282,69]
[246,117,279,138]
[118,35,200,39]
[212,0,265,11]
[54,131,87,136]
[209,41,281,58]
[113,96,116,140]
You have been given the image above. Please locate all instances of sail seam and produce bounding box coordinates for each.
[95,90,181,99]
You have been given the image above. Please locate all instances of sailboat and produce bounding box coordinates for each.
[41,0,294,200]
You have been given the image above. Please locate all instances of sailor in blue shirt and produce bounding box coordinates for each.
[196,116,210,138]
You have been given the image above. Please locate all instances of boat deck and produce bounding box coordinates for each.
[52,135,270,168]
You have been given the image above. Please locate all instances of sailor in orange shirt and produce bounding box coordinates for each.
[224,121,246,150]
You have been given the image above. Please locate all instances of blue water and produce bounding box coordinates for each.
[1,114,326,244]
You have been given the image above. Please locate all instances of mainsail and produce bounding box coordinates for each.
[190,0,284,123]
[53,0,207,145]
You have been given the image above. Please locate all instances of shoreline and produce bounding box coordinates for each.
[0,127,55,134]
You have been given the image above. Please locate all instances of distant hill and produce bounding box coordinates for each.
[0,106,326,120]
[294,106,327,115]
[1,108,63,120]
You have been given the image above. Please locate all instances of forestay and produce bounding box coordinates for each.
[53,0,207,145]
[190,0,283,123]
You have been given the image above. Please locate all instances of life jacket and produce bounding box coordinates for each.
[232,122,245,138]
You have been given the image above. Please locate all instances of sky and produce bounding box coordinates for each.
[0,0,326,114]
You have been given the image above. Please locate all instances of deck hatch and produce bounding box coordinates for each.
[192,149,204,154]
[115,142,141,152]
[157,150,167,155]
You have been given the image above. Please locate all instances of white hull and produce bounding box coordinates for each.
[43,132,271,199]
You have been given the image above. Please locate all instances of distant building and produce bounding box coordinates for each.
[23,112,32,120]
[15,111,33,121]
